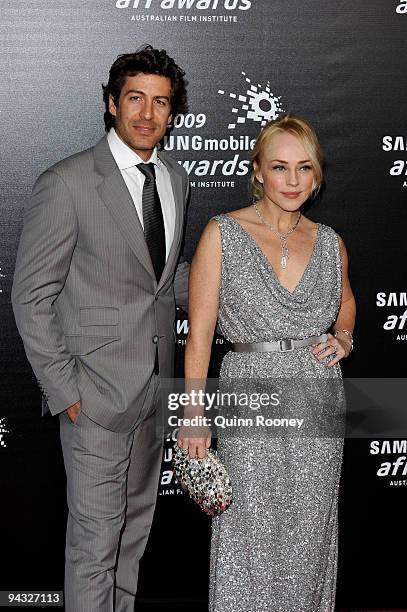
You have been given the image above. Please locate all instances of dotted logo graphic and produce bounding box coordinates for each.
[0,417,9,448]
[218,72,284,130]
[0,266,4,294]
[0,270,9,448]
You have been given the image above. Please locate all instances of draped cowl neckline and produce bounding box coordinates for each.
[225,214,322,304]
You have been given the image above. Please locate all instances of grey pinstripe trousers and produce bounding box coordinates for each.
[59,376,163,611]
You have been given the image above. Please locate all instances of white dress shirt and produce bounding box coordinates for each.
[107,128,176,260]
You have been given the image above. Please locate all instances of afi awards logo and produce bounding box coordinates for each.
[370,440,407,487]
[396,0,407,13]
[163,71,285,189]
[382,135,407,188]
[115,0,252,23]
[376,291,407,341]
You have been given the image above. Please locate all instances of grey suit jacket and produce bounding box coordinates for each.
[11,136,189,432]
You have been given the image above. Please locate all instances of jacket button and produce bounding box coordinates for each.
[154,295,158,301]
[152,335,159,344]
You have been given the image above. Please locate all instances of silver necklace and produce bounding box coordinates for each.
[253,203,301,269]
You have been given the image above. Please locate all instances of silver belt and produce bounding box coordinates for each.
[231,334,328,353]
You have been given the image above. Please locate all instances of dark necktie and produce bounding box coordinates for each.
[137,162,166,282]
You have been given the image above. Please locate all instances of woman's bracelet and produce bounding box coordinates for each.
[334,328,354,353]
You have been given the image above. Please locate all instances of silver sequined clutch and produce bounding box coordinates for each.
[172,442,233,516]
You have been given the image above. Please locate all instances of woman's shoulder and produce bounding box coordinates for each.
[302,217,338,239]
[308,220,345,257]
[317,221,342,243]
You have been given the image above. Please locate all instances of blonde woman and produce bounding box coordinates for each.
[178,113,355,611]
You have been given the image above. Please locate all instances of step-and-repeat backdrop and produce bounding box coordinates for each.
[1,1,407,608]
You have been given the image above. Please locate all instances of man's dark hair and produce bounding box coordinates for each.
[102,45,188,131]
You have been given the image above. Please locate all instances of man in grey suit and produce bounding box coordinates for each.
[11,46,189,611]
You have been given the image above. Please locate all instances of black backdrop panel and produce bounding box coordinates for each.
[1,1,406,608]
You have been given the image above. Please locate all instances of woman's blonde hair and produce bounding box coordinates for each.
[249,112,325,201]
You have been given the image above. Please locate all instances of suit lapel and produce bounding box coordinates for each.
[94,137,155,278]
[93,137,185,287]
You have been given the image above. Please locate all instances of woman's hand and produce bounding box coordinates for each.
[177,424,211,459]
[311,332,352,367]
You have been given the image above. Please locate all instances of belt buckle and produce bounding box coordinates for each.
[279,339,294,352]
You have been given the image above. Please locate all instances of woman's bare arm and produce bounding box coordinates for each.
[177,219,222,457]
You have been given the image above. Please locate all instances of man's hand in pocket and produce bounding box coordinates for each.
[66,400,81,423]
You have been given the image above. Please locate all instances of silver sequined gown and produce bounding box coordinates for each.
[209,214,345,612]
